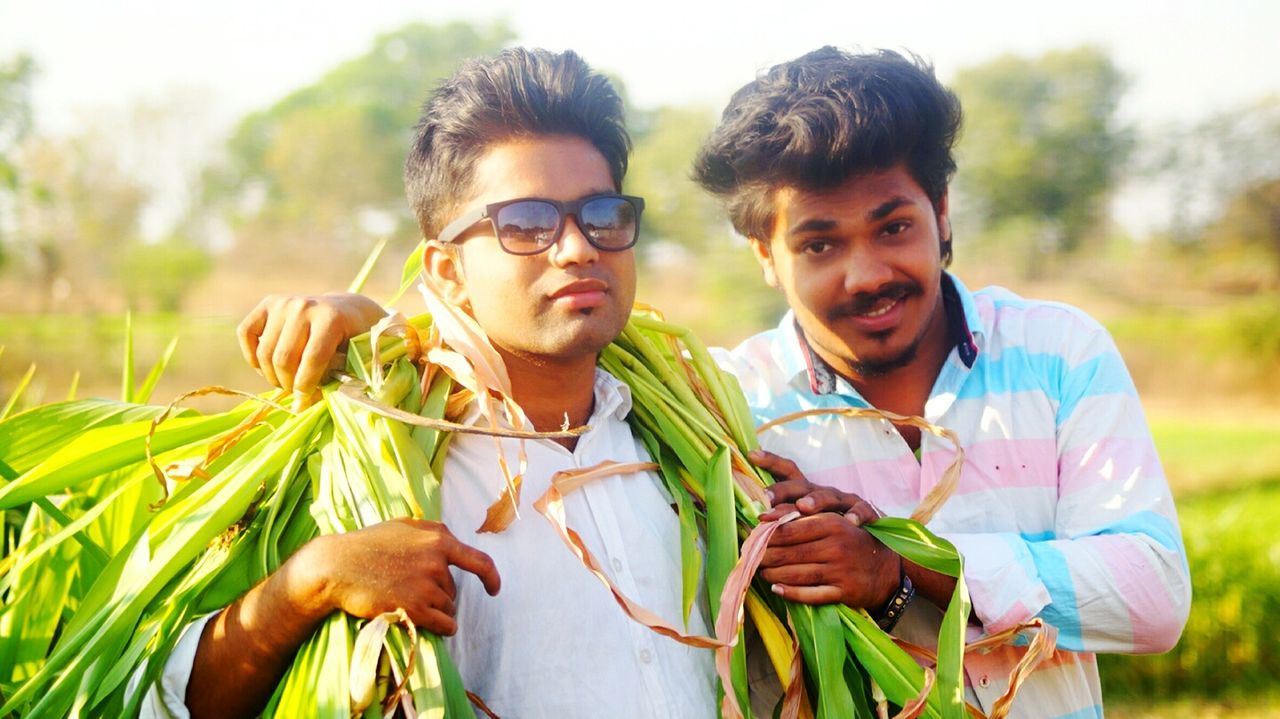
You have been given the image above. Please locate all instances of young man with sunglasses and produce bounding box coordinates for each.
[143,48,718,719]
[236,48,1189,718]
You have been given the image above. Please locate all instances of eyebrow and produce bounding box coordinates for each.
[868,197,914,222]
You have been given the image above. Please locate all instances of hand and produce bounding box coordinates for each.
[237,292,386,398]
[288,519,501,636]
[752,450,881,526]
[750,449,898,608]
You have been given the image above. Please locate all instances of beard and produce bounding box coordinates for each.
[824,279,928,378]
[843,332,923,377]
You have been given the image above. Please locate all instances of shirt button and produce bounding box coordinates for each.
[978,675,990,688]
[639,649,653,664]
[612,558,623,572]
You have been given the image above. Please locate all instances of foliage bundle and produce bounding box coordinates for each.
[0,280,1053,718]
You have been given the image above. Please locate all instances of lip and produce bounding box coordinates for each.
[550,278,609,310]
[843,294,907,334]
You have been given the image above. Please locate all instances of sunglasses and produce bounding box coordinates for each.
[437,194,645,256]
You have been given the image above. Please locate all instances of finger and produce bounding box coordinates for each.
[768,514,853,547]
[750,450,807,484]
[759,543,826,569]
[447,542,501,596]
[759,562,833,588]
[255,311,287,389]
[768,583,845,606]
[237,300,270,370]
[794,488,870,516]
[408,606,458,636]
[763,478,818,508]
[757,502,798,523]
[418,583,457,617]
[843,498,881,527]
[294,321,344,397]
[272,314,310,393]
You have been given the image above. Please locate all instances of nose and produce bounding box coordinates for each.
[843,243,894,296]
[548,214,600,267]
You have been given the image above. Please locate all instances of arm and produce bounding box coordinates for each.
[944,326,1190,654]
[237,292,386,401]
[185,519,500,719]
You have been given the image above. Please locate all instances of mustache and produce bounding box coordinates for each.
[827,281,921,321]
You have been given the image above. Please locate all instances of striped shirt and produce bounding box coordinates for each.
[716,273,1191,719]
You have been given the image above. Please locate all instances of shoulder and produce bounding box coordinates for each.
[971,285,1114,366]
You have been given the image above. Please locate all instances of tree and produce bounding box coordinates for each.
[208,21,514,271]
[952,46,1132,264]
[0,54,36,272]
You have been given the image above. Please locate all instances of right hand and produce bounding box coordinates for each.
[237,292,385,398]
[289,519,501,636]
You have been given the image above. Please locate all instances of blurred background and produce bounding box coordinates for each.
[2,2,1278,715]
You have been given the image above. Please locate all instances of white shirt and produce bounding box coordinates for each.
[144,369,718,718]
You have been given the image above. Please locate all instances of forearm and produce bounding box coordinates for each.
[187,538,333,718]
[946,528,1189,653]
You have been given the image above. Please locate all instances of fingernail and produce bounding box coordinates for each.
[748,449,763,459]
[765,489,775,502]
[798,497,814,510]
[771,583,784,596]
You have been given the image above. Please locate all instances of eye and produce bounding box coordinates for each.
[801,239,833,255]
[883,220,911,236]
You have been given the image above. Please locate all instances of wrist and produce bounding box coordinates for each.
[872,557,915,633]
[279,535,337,622]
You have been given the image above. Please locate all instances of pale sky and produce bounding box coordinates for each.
[4,0,1279,236]
[6,0,1278,132]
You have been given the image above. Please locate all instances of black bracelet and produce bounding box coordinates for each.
[873,567,916,633]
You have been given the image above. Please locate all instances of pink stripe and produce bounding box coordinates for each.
[807,456,921,510]
[921,438,1058,493]
[1058,437,1162,498]
[982,597,1038,634]
[1101,541,1182,653]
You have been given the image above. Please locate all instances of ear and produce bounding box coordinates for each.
[423,240,471,309]
[749,236,780,289]
[935,191,951,242]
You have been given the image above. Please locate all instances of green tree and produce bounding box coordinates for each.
[1135,96,1280,294]
[210,21,514,269]
[627,105,724,256]
[0,54,36,272]
[952,46,1132,267]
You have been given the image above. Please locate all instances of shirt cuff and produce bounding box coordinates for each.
[137,613,215,719]
[943,532,1051,634]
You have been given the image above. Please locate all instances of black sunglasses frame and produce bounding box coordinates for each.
[436,194,646,256]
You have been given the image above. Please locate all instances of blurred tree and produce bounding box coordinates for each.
[952,46,1131,272]
[13,135,148,310]
[0,54,36,272]
[208,21,513,270]
[1152,95,1280,287]
[627,105,723,257]
[115,233,213,312]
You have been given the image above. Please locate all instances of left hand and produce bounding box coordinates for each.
[751,449,900,608]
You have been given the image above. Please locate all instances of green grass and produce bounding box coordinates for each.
[1101,478,1280,706]
[1150,415,1280,494]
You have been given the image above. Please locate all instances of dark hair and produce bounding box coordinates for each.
[404,48,631,239]
[692,47,961,263]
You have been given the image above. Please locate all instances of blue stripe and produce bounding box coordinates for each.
[1027,540,1084,650]
[1020,530,1056,542]
[950,347,1135,411]
[1094,510,1183,553]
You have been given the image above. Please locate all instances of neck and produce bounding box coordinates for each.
[495,346,599,448]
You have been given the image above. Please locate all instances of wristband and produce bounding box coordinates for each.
[873,567,915,633]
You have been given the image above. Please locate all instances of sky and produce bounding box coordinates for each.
[4,0,1279,235]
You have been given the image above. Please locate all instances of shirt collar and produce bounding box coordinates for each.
[776,271,983,397]
[456,366,632,429]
